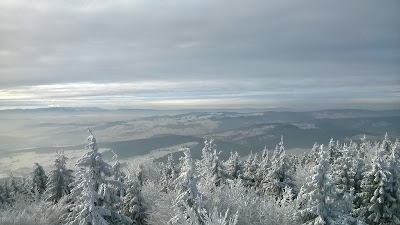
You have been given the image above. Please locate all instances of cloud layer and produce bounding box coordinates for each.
[0,0,399,109]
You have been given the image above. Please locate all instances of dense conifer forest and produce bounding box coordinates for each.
[0,129,399,225]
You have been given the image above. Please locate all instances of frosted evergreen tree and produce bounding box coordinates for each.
[64,170,115,225]
[353,147,367,204]
[352,135,370,206]
[354,146,399,224]
[263,136,295,199]
[261,146,269,160]
[224,151,242,179]
[385,146,400,224]
[279,186,295,207]
[380,133,392,156]
[31,162,48,198]
[76,128,113,186]
[197,139,225,189]
[348,140,358,158]
[359,135,369,159]
[2,175,28,204]
[160,153,179,192]
[271,142,282,162]
[257,147,270,180]
[354,158,377,218]
[296,144,361,225]
[137,164,145,186]
[45,151,74,203]
[393,138,400,159]
[209,149,225,186]
[121,177,147,225]
[297,148,314,170]
[296,144,333,224]
[111,151,126,197]
[253,146,273,193]
[332,145,356,198]
[6,175,22,199]
[172,148,208,224]
[336,140,342,151]
[197,139,217,176]
[242,152,258,187]
[1,182,11,205]
[62,128,131,225]
[312,141,320,156]
[304,142,320,167]
[0,183,9,208]
[328,138,341,163]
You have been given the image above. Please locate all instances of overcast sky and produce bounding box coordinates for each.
[0,0,399,110]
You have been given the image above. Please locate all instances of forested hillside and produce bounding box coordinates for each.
[0,129,399,225]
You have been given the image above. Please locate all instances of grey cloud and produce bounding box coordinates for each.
[0,0,399,109]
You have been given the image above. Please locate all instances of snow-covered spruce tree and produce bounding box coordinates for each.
[111,151,127,197]
[380,133,392,157]
[296,144,361,225]
[224,151,242,180]
[311,142,320,159]
[261,146,269,160]
[354,135,375,199]
[355,145,400,224]
[66,169,111,225]
[271,142,281,162]
[393,138,400,159]
[197,139,225,190]
[273,185,298,224]
[171,148,209,224]
[359,135,369,159]
[121,176,147,225]
[352,154,366,209]
[386,146,400,224]
[332,144,356,198]
[2,175,28,203]
[294,143,320,192]
[279,186,295,207]
[160,153,179,192]
[2,182,10,203]
[197,139,216,177]
[0,183,9,208]
[354,156,377,218]
[62,128,131,225]
[300,142,320,168]
[262,136,295,199]
[348,140,358,158]
[0,185,4,207]
[44,151,74,203]
[6,175,20,199]
[31,162,48,198]
[256,147,270,184]
[242,152,258,187]
[328,138,341,163]
[137,164,146,186]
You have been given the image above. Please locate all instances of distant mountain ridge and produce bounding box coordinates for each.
[0,107,106,113]
[1,106,399,115]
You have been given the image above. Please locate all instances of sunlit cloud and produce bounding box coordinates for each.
[0,79,398,110]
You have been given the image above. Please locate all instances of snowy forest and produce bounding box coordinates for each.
[0,129,399,225]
